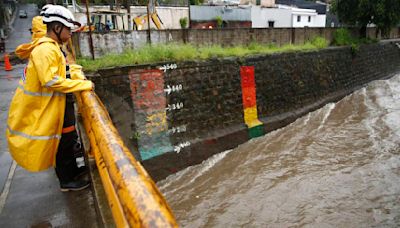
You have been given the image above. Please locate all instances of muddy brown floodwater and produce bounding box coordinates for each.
[158,73,400,227]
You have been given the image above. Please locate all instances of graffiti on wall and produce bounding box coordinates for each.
[129,69,173,160]
[129,64,190,160]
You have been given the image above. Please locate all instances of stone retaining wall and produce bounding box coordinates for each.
[87,40,400,181]
[75,27,400,57]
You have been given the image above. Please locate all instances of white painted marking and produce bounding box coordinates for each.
[164,84,183,95]
[0,161,17,214]
[165,102,184,111]
[159,63,177,72]
[167,125,187,135]
[164,85,172,94]
[174,141,191,153]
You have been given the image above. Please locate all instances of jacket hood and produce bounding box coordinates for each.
[31,16,47,40]
[15,16,48,59]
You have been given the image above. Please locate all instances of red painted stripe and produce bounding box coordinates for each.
[240,66,255,88]
[242,87,256,108]
[129,69,166,111]
[240,66,256,109]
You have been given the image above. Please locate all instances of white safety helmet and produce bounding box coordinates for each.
[42,5,81,29]
[40,4,53,16]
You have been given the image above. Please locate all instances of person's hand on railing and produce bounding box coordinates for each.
[69,64,87,80]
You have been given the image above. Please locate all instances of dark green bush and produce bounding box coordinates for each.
[311,36,329,49]
[179,17,188,29]
[332,28,355,46]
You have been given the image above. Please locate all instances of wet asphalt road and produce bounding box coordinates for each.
[5,4,35,53]
[0,2,35,207]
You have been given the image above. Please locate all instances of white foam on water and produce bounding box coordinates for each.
[158,149,233,194]
[317,103,336,131]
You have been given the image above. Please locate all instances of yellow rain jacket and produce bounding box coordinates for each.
[15,16,47,59]
[6,36,93,172]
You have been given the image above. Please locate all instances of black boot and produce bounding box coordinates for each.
[60,179,90,192]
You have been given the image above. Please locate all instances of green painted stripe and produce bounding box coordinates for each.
[248,125,264,138]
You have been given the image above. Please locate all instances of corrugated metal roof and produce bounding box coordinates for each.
[190,5,251,21]
[276,0,327,14]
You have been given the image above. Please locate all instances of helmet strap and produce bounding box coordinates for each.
[52,25,64,43]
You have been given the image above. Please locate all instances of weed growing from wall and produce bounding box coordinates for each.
[78,38,329,71]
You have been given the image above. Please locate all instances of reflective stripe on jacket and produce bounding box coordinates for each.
[6,37,93,172]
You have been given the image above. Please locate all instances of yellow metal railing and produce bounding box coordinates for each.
[76,91,178,227]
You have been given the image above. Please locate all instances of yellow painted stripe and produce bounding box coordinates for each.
[247,119,263,128]
[243,107,263,128]
[244,106,257,124]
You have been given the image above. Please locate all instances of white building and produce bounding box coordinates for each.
[251,4,325,28]
[192,4,326,28]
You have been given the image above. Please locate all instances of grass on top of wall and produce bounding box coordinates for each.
[77,37,329,72]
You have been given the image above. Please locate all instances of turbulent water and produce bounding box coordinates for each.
[158,73,400,227]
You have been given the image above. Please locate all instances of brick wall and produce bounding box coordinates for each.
[87,40,400,181]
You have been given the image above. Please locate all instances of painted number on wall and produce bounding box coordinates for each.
[165,102,184,111]
[174,141,191,153]
[164,84,183,94]
[167,125,187,135]
[159,63,178,72]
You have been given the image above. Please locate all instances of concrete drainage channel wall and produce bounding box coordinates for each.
[86,40,400,181]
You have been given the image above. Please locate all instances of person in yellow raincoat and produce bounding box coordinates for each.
[7,5,93,191]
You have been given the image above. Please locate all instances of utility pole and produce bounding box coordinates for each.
[146,0,151,44]
[72,0,77,12]
[188,0,191,28]
[85,0,95,60]
[126,0,131,30]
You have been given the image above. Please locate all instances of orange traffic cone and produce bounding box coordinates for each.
[4,53,12,71]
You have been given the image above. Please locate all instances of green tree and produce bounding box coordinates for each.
[215,16,222,28]
[332,0,400,38]
[189,0,204,5]
[26,0,49,8]
[372,0,400,37]
[179,17,187,29]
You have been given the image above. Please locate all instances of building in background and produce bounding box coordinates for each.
[190,3,326,29]
[65,0,328,30]
[190,5,251,29]
[68,4,188,30]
